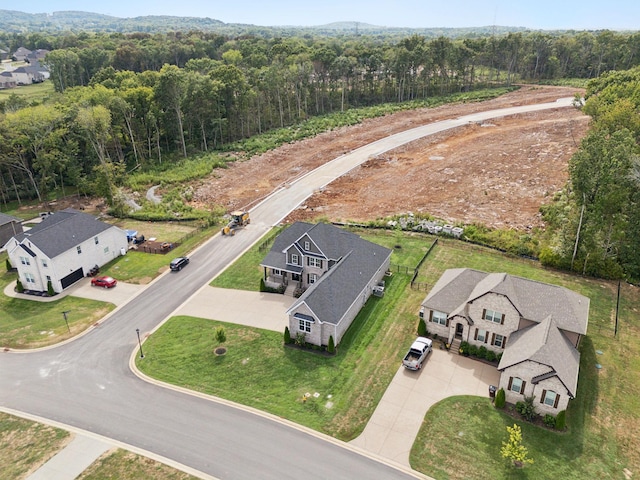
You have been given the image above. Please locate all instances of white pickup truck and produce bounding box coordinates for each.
[402,337,433,370]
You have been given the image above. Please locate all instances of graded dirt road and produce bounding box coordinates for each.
[194,85,589,231]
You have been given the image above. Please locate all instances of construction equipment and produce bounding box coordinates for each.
[222,210,250,236]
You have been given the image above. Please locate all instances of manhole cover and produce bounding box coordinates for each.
[214,347,227,355]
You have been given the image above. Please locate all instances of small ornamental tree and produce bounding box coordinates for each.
[284,326,291,344]
[47,280,54,296]
[555,410,567,431]
[417,318,427,336]
[5,258,12,272]
[16,279,24,293]
[215,326,226,345]
[501,424,534,468]
[327,335,335,354]
[494,387,506,409]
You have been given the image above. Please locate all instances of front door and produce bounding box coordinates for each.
[455,322,464,338]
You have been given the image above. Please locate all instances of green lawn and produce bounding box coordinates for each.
[0,253,115,349]
[138,229,639,476]
[0,81,55,102]
[99,225,217,284]
[138,271,416,440]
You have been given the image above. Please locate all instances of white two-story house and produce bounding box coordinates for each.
[420,268,589,415]
[6,209,127,294]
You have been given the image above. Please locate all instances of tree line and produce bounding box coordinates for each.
[2,29,640,279]
[540,66,640,280]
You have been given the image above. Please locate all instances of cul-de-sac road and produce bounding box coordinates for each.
[0,98,574,480]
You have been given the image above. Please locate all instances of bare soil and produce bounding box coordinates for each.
[193,85,590,231]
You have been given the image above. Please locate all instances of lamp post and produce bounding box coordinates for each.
[61,311,71,333]
[136,328,144,358]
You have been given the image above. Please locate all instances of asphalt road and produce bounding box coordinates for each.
[0,98,574,480]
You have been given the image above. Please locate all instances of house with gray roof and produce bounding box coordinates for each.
[420,268,589,415]
[6,209,127,293]
[0,212,23,250]
[261,222,392,348]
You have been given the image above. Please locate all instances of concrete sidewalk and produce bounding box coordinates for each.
[350,348,500,466]
[27,434,113,480]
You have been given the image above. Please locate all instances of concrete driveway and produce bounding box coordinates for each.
[4,277,144,306]
[350,347,500,467]
[174,286,294,331]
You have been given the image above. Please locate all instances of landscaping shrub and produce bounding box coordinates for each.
[417,318,427,336]
[544,414,556,428]
[459,341,470,356]
[516,396,537,421]
[283,326,292,344]
[555,410,567,431]
[214,327,226,344]
[259,278,266,292]
[486,350,497,362]
[494,387,506,408]
[327,335,335,354]
[5,258,12,272]
[468,344,479,357]
[16,279,24,293]
[47,280,54,297]
[477,345,488,359]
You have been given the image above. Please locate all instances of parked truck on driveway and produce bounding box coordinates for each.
[402,337,433,370]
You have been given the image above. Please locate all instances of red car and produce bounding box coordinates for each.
[91,276,117,288]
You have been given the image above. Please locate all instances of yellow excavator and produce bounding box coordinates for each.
[222,210,250,236]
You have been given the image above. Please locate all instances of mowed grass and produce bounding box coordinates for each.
[0,412,199,480]
[138,229,638,476]
[138,271,417,440]
[107,219,198,243]
[0,254,115,349]
[99,225,217,284]
[78,449,199,480]
[0,80,55,102]
[210,226,283,290]
[0,412,70,479]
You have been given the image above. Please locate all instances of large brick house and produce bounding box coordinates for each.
[6,209,127,294]
[420,268,589,415]
[261,222,392,348]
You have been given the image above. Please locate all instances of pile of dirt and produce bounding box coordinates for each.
[192,85,589,231]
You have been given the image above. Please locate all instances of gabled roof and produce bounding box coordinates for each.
[498,316,581,397]
[0,212,21,226]
[422,268,589,335]
[278,222,391,325]
[12,208,116,258]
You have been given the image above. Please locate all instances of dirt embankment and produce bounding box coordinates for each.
[193,85,589,230]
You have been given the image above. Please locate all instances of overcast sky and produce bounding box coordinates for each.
[11,0,640,30]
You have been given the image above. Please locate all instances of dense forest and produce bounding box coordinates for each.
[1,26,640,279]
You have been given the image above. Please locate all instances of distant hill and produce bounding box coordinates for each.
[0,9,532,38]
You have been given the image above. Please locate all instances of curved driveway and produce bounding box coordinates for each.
[0,98,574,480]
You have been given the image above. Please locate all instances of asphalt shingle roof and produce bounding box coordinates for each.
[0,212,21,226]
[265,222,391,325]
[13,208,114,258]
[422,268,589,335]
[498,316,581,397]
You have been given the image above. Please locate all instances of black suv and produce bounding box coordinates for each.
[169,257,189,271]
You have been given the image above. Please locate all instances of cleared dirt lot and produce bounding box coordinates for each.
[192,85,589,230]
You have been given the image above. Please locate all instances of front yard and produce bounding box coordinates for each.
[138,227,638,478]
